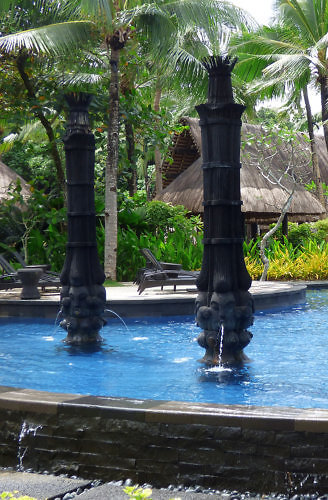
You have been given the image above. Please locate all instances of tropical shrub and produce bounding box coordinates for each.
[3,180,328,283]
[244,236,328,281]
[271,218,328,247]
[0,178,66,271]
[116,199,203,281]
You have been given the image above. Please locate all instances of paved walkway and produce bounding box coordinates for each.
[0,280,311,319]
[0,470,232,499]
[0,279,310,302]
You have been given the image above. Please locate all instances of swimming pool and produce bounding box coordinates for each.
[0,289,326,409]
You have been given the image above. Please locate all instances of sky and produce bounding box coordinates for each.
[229,0,276,25]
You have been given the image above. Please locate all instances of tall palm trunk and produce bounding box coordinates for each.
[303,86,325,210]
[320,74,328,155]
[154,85,162,196]
[121,77,137,196]
[104,28,129,280]
[125,118,137,196]
[104,45,120,280]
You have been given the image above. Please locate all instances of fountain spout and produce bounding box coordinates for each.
[59,93,106,344]
[195,56,254,364]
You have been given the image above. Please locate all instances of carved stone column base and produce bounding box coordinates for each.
[59,284,106,345]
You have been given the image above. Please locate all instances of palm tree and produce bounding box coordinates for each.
[71,0,256,279]
[0,1,92,193]
[231,6,327,206]
[1,0,257,280]
[130,1,257,197]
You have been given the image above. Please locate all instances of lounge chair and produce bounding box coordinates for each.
[0,253,60,291]
[4,250,59,276]
[0,269,22,290]
[135,248,198,294]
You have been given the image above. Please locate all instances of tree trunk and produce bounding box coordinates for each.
[125,118,137,196]
[16,52,66,195]
[303,86,325,210]
[104,46,120,280]
[104,26,129,280]
[260,191,294,281]
[154,86,163,196]
[320,75,328,155]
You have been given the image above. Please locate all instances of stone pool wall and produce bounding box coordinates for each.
[1,387,328,495]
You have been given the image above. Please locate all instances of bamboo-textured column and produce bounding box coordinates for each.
[195,56,254,364]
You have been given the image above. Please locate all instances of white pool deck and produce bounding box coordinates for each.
[0,279,312,301]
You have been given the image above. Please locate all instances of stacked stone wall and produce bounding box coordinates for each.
[0,391,328,494]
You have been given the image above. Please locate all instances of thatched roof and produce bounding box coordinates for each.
[159,118,326,224]
[0,160,31,202]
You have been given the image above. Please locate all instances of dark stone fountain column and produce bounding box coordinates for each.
[60,93,106,344]
[195,56,254,364]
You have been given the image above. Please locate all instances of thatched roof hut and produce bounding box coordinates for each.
[159,118,326,225]
[0,160,30,203]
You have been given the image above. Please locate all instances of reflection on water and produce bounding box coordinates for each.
[57,343,115,356]
[199,365,248,383]
[198,364,251,388]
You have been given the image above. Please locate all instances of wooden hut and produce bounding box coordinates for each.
[0,159,30,203]
[158,118,326,232]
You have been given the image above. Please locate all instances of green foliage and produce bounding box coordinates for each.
[0,492,36,500]
[123,484,180,500]
[274,219,328,247]
[244,219,328,280]
[124,485,153,499]
[253,107,303,131]
[115,198,203,281]
[118,192,148,234]
[243,237,261,260]
[0,178,66,271]
[2,140,58,185]
[144,200,201,234]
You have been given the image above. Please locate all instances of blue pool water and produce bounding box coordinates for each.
[0,289,327,409]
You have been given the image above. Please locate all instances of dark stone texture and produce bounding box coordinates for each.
[59,93,106,344]
[17,268,43,299]
[215,425,242,439]
[256,444,291,458]
[242,428,276,444]
[1,396,328,494]
[195,55,253,365]
[290,445,327,458]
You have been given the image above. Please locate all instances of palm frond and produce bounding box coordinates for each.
[78,0,113,24]
[0,0,15,16]
[263,53,319,80]
[314,30,328,52]
[0,21,92,56]
[0,120,45,154]
[122,4,177,51]
[166,0,257,32]
[278,0,318,45]
[234,54,271,83]
[168,45,207,81]
[61,72,105,87]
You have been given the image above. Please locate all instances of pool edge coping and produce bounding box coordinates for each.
[1,387,328,432]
